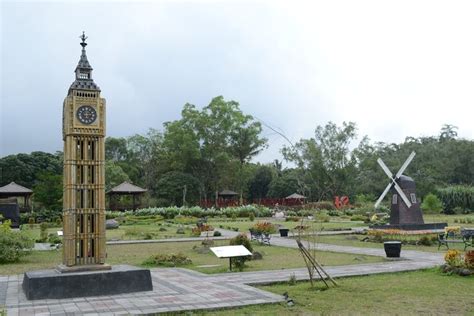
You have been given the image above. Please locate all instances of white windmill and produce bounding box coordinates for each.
[374,151,416,209]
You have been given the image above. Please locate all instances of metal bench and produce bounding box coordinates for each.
[438,230,473,251]
[249,230,271,245]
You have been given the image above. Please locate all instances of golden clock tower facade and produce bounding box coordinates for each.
[61,33,108,268]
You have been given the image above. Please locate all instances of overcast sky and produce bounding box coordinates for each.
[2,0,474,163]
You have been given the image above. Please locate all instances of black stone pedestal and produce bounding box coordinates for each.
[22,264,153,300]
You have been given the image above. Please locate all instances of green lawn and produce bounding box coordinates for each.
[19,223,200,241]
[205,269,473,315]
[208,218,366,233]
[301,234,470,253]
[424,214,474,228]
[0,240,383,275]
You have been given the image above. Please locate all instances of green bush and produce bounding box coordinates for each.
[418,235,434,246]
[142,253,192,267]
[421,193,443,213]
[229,234,253,271]
[229,234,253,252]
[47,233,62,244]
[248,212,255,221]
[315,214,330,222]
[213,230,222,237]
[0,221,34,263]
[39,222,49,242]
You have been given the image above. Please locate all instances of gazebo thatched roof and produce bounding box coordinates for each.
[0,182,33,196]
[218,189,238,196]
[285,193,306,199]
[106,182,147,195]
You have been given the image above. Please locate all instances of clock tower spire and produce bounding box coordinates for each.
[69,32,100,95]
[61,32,108,270]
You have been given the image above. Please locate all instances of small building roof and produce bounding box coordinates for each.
[107,182,147,195]
[285,193,306,199]
[218,189,238,196]
[0,182,33,195]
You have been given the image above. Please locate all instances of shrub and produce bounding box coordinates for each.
[0,221,34,263]
[39,222,49,242]
[421,193,443,213]
[465,250,474,268]
[229,234,253,252]
[288,273,297,285]
[229,234,253,271]
[251,222,277,234]
[47,233,62,244]
[213,230,222,237]
[328,210,340,217]
[248,212,255,221]
[143,253,192,267]
[355,194,375,204]
[418,235,433,246]
[315,214,330,222]
[444,249,462,267]
[190,228,201,236]
[368,230,384,243]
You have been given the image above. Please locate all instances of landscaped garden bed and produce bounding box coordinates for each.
[0,240,384,275]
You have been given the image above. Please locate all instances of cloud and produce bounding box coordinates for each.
[1,0,474,161]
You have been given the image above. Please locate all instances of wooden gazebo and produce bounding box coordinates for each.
[106,181,147,211]
[218,189,239,200]
[285,193,306,206]
[0,182,33,212]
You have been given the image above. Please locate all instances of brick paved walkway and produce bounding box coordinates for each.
[1,235,444,315]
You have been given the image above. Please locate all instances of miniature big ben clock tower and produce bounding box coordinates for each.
[61,32,108,270]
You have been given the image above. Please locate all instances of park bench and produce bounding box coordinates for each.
[249,230,271,245]
[437,229,474,251]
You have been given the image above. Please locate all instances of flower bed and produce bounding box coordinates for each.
[441,249,473,276]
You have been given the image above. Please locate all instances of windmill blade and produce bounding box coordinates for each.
[395,151,416,178]
[377,158,393,179]
[393,182,412,208]
[375,182,393,208]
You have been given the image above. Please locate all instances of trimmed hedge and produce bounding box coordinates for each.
[106,205,272,219]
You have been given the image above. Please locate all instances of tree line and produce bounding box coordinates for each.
[0,96,473,210]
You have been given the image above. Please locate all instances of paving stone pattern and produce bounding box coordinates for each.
[1,233,444,315]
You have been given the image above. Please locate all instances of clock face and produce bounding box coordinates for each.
[76,106,97,125]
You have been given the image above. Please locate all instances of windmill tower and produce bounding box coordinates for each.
[374,152,424,227]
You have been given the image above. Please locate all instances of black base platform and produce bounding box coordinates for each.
[22,264,153,300]
[370,223,448,231]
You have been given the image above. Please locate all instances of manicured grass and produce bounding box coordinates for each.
[206,269,473,315]
[424,214,474,228]
[19,223,198,241]
[0,240,383,275]
[301,234,470,253]
[208,218,365,234]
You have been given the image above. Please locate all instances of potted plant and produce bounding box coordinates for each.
[279,227,290,237]
[384,241,402,257]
